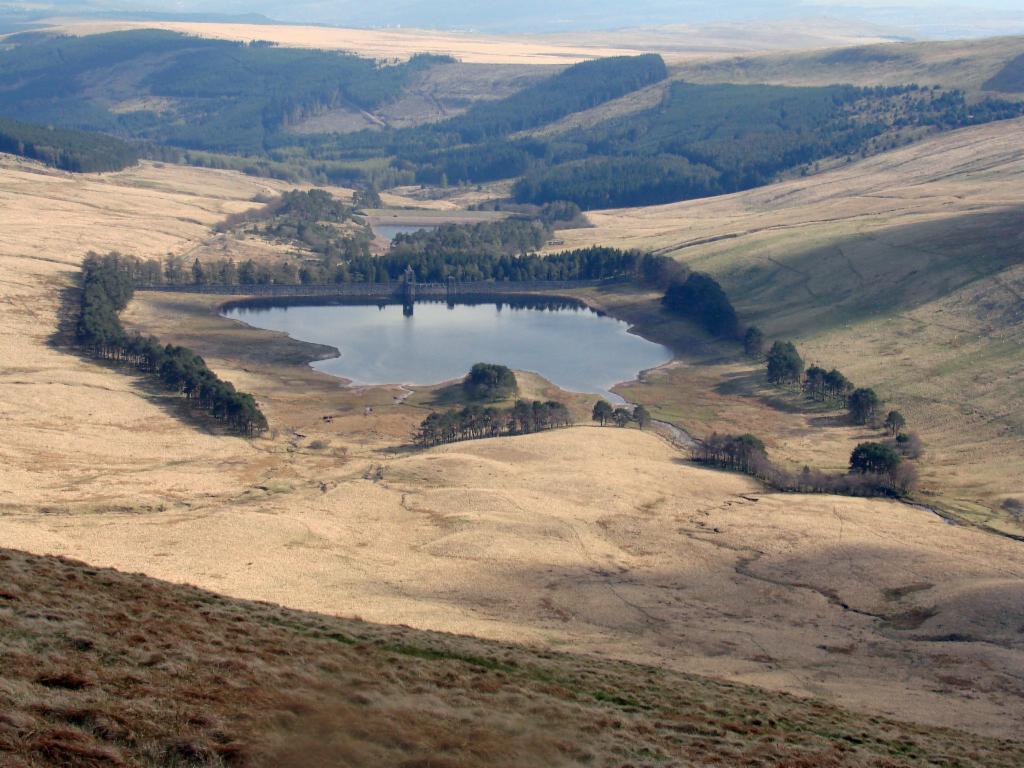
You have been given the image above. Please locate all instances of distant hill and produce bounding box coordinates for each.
[0,30,455,154]
[672,35,1024,93]
[4,28,1023,206]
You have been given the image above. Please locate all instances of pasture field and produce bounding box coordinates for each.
[35,19,644,65]
[40,17,898,65]
[0,154,1023,743]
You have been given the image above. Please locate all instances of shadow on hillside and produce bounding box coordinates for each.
[47,274,80,351]
[729,205,1024,341]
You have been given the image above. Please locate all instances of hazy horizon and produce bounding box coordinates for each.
[4,0,1024,39]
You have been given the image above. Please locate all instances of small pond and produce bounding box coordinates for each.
[223,298,671,400]
[372,224,437,242]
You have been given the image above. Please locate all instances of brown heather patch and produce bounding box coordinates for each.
[2,547,1024,767]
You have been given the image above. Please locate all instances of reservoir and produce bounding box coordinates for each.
[372,224,437,242]
[223,298,671,400]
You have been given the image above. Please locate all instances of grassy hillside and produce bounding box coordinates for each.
[37,17,898,65]
[984,52,1024,92]
[2,155,1024,742]
[4,545,1023,766]
[674,35,1024,94]
[529,35,1024,141]
[557,117,1024,530]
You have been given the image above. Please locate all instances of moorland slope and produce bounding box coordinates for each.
[555,117,1024,530]
[0,156,1022,740]
[6,545,1023,766]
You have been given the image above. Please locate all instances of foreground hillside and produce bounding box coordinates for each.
[3,545,1024,767]
[558,117,1024,531]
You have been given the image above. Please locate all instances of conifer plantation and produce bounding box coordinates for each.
[75,253,268,436]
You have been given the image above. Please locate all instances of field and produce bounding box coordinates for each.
[0,153,1023,749]
[40,18,898,65]
[553,117,1024,533]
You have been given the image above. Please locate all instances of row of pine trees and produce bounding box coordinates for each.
[76,252,268,437]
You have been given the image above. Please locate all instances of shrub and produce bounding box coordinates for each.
[592,399,614,426]
[848,388,880,425]
[743,326,765,357]
[766,341,803,385]
[850,442,901,475]
[894,431,924,459]
[462,363,517,401]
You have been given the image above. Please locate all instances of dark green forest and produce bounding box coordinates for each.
[0,30,452,154]
[0,117,138,172]
[275,53,669,185]
[139,192,684,286]
[295,79,1024,206]
[76,252,267,436]
[147,241,679,287]
[512,83,1024,208]
[3,30,1023,209]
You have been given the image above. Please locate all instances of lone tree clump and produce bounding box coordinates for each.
[766,341,803,385]
[661,272,740,338]
[633,404,652,430]
[743,326,765,358]
[884,410,906,436]
[850,442,901,475]
[592,399,614,426]
[848,387,880,425]
[463,363,517,401]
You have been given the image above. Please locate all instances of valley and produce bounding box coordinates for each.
[1,17,1024,766]
[0,150,1023,744]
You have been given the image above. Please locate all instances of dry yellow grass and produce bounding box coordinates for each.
[38,18,899,66]
[555,118,1024,530]
[6,546,1022,767]
[38,19,640,65]
[1,153,1023,746]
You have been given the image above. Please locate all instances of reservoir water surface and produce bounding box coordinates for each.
[223,298,671,399]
